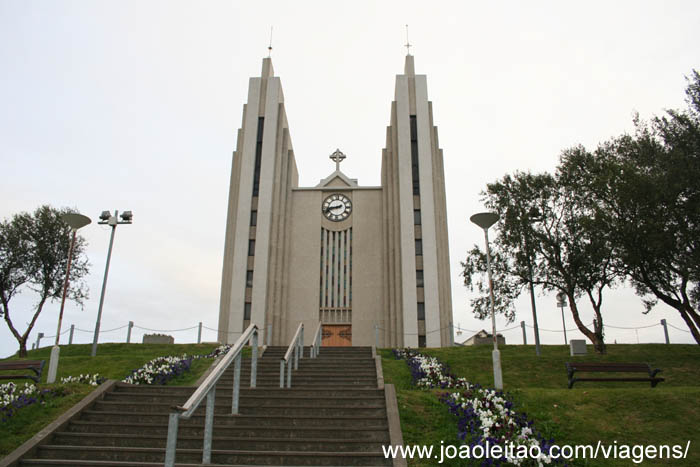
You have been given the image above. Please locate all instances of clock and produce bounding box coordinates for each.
[322,193,352,221]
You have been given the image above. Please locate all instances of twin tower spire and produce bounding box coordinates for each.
[218,52,452,348]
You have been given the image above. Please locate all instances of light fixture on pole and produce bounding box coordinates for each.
[470,211,503,390]
[47,212,91,383]
[556,291,568,345]
[91,210,133,357]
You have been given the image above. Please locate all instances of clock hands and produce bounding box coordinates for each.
[324,202,344,213]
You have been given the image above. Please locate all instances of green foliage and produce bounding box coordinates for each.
[0,205,90,357]
[559,70,700,343]
[464,70,700,348]
[463,171,618,352]
[382,344,700,466]
[4,342,219,382]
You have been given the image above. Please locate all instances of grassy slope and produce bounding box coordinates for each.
[0,342,219,456]
[381,344,700,467]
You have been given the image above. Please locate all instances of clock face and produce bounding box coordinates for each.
[322,193,352,222]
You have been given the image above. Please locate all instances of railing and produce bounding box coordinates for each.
[279,322,303,388]
[310,322,322,358]
[164,323,260,467]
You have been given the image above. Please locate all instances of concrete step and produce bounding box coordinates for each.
[111,385,384,398]
[51,432,387,452]
[65,421,391,441]
[31,446,390,465]
[92,400,386,417]
[79,411,389,428]
[105,392,385,407]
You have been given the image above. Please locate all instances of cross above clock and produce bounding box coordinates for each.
[330,149,346,172]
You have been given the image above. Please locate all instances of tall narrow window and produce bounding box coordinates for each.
[246,270,253,288]
[415,239,423,256]
[416,270,424,287]
[418,335,426,348]
[414,209,421,225]
[417,302,425,320]
[410,115,420,195]
[244,302,251,320]
[250,210,257,226]
[248,239,255,256]
[252,117,264,196]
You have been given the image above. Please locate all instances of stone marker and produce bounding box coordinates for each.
[143,333,174,344]
[570,339,587,356]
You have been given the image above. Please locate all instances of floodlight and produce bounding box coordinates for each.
[120,211,133,222]
[99,211,111,221]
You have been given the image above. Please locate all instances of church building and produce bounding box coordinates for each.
[218,54,453,348]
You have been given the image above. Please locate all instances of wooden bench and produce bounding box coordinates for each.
[566,362,664,389]
[0,360,46,383]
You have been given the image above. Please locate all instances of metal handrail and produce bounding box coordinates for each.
[310,322,322,358]
[280,322,303,388]
[164,323,260,467]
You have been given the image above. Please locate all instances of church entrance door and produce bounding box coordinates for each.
[322,325,352,346]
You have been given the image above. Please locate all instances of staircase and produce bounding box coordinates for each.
[13,346,398,466]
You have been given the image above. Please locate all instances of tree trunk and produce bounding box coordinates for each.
[18,338,28,358]
[569,296,606,354]
[678,303,700,345]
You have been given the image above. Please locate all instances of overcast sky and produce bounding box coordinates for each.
[2,1,698,358]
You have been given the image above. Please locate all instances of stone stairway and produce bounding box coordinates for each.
[12,346,399,466]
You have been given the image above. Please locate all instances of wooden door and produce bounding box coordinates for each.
[322,325,352,346]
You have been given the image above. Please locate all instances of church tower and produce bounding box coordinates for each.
[218,54,452,348]
[380,55,453,348]
[218,58,299,344]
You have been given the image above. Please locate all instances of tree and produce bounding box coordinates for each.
[463,171,621,353]
[0,206,89,357]
[560,71,700,344]
[461,244,523,323]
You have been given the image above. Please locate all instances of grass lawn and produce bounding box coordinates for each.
[0,342,220,457]
[380,344,700,467]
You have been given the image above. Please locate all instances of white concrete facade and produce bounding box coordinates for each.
[218,56,453,348]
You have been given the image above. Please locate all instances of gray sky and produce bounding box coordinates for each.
[2,0,698,358]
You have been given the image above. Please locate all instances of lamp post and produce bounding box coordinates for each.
[470,211,503,390]
[522,208,542,356]
[556,291,568,345]
[91,210,132,357]
[47,213,91,383]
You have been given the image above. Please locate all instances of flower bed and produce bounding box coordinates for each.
[395,349,564,466]
[0,382,65,422]
[60,374,106,386]
[121,345,234,385]
[122,355,193,385]
[1,346,234,421]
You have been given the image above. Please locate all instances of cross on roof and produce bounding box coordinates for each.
[330,149,346,171]
[405,24,411,55]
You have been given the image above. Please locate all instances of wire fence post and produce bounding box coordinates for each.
[521,321,527,345]
[661,319,670,344]
[126,321,134,343]
[449,321,454,346]
[197,322,202,344]
[69,325,75,345]
[35,332,44,350]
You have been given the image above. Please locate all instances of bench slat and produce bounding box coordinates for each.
[0,360,45,371]
[0,360,45,383]
[566,361,664,389]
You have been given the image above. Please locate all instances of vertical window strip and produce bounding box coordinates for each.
[319,228,324,307]
[349,228,352,307]
[410,115,420,196]
[331,231,335,308]
[253,117,264,197]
